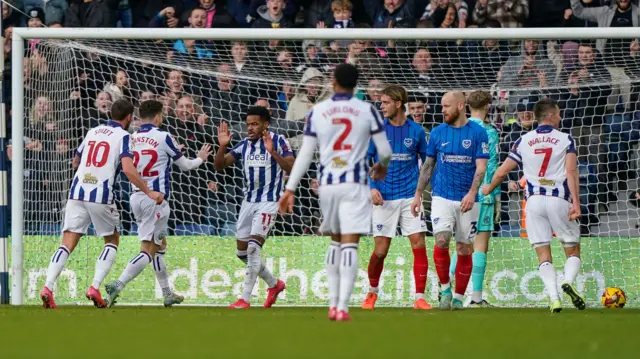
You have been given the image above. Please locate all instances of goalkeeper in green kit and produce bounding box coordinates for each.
[448,91,499,307]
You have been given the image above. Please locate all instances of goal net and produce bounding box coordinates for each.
[11,28,640,307]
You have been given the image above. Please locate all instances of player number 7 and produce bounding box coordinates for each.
[534,148,552,177]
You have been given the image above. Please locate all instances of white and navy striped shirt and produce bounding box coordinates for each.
[229,132,294,202]
[305,93,384,187]
[131,124,183,199]
[509,125,576,202]
[69,121,133,204]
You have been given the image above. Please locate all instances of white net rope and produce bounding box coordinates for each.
[19,36,640,306]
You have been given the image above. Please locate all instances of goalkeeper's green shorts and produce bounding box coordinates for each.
[477,203,495,232]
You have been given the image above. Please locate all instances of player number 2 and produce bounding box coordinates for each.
[133,149,159,177]
[534,148,552,177]
[85,141,110,168]
[332,118,352,151]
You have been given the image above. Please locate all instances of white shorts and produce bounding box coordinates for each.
[430,196,480,244]
[131,192,170,245]
[236,201,278,240]
[318,183,371,235]
[62,200,119,237]
[372,198,426,238]
[525,195,580,247]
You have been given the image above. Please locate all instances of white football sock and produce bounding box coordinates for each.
[369,286,379,294]
[91,244,118,289]
[241,241,262,302]
[338,243,358,313]
[117,251,152,290]
[325,241,341,309]
[237,249,277,288]
[45,245,70,290]
[539,261,559,301]
[563,256,581,286]
[153,251,172,297]
[471,290,483,303]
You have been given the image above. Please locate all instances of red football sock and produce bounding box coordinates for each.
[367,253,385,288]
[433,245,451,285]
[455,253,473,296]
[412,247,428,294]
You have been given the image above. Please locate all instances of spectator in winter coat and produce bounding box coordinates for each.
[364,0,421,28]
[64,0,119,28]
[183,0,235,28]
[473,0,529,28]
[251,0,293,28]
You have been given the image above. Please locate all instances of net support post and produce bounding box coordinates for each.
[0,13,7,305]
[10,33,24,305]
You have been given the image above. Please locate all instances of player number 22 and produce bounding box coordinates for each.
[133,149,159,177]
[332,118,352,151]
[534,148,552,177]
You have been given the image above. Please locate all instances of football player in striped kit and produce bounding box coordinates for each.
[279,64,392,321]
[214,106,294,309]
[40,100,164,309]
[482,98,585,313]
[105,100,212,308]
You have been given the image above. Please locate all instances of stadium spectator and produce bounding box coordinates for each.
[24,0,67,26]
[275,48,301,79]
[473,0,530,28]
[560,41,612,129]
[251,0,293,28]
[64,0,120,28]
[116,0,132,27]
[148,6,181,28]
[231,41,254,74]
[286,67,330,123]
[165,95,215,228]
[184,7,207,28]
[208,63,251,127]
[407,92,427,125]
[163,70,187,97]
[173,39,216,60]
[82,91,113,128]
[183,0,235,28]
[2,2,22,30]
[527,0,573,27]
[422,0,468,25]
[562,0,609,28]
[570,0,639,109]
[365,78,382,110]
[250,0,298,23]
[364,0,420,28]
[227,0,253,27]
[499,39,556,110]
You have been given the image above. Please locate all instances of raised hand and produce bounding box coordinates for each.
[263,130,274,154]
[217,122,232,147]
[198,144,213,161]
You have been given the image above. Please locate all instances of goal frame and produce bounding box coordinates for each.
[8,26,640,305]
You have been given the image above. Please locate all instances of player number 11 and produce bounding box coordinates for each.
[534,148,552,177]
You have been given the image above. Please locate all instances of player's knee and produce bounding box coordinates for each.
[434,232,450,248]
[408,235,426,249]
[372,249,388,260]
[456,242,473,256]
[562,242,580,256]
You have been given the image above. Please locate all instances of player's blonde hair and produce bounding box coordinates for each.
[467,90,492,110]
[381,85,408,107]
[331,0,353,12]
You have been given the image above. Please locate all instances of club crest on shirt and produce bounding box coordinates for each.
[403,138,413,148]
[433,217,439,224]
[376,224,383,232]
[462,139,472,149]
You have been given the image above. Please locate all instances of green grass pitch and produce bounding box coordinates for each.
[1,307,638,358]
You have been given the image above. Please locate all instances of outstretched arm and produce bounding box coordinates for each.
[213,122,237,170]
[482,157,519,195]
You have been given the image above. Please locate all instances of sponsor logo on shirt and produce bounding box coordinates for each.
[482,142,489,154]
[332,157,348,168]
[83,173,98,185]
[246,153,268,167]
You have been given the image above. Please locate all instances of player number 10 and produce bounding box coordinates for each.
[534,148,552,177]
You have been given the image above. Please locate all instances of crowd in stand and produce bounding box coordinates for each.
[3,0,640,236]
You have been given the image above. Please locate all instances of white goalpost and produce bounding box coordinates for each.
[9,27,640,307]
